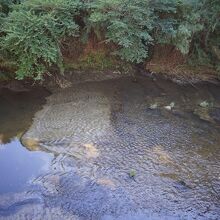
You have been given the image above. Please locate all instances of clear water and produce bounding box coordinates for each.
[0,139,52,194]
[0,77,220,220]
[0,88,53,195]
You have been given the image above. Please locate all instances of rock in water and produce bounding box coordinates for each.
[149,103,158,110]
[164,105,172,111]
[164,102,175,111]
[170,102,175,108]
[199,100,209,108]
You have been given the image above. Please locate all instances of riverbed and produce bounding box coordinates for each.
[0,76,220,219]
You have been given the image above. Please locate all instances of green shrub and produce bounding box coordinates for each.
[0,0,219,80]
[89,0,154,63]
[0,0,81,79]
[151,0,203,54]
[190,0,220,69]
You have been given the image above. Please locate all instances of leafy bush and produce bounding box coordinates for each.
[151,0,203,54]
[0,0,81,79]
[89,0,154,63]
[0,0,219,80]
[190,0,220,69]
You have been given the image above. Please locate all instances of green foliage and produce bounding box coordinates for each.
[0,0,219,80]
[129,169,136,178]
[0,0,81,79]
[89,0,153,63]
[151,0,203,54]
[65,51,116,71]
[190,0,220,69]
[0,0,18,14]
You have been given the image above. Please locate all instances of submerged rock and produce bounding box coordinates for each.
[170,102,175,108]
[149,103,158,110]
[173,180,192,191]
[164,102,175,111]
[164,105,172,111]
[199,100,210,108]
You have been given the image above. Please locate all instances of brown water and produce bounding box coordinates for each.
[0,76,220,220]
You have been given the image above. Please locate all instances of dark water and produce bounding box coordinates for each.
[0,88,53,194]
[0,77,220,220]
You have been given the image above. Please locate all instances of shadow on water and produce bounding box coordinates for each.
[0,87,49,144]
[0,77,220,219]
[0,88,53,195]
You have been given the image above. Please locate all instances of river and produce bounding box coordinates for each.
[0,76,219,219]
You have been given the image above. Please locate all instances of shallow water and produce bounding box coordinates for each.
[0,88,53,194]
[0,77,220,219]
[0,139,52,194]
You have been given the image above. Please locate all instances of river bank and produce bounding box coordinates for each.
[1,64,220,95]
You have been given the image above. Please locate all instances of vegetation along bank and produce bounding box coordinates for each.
[0,0,219,84]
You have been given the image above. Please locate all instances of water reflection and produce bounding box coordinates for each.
[0,138,53,194]
[20,77,220,219]
[0,87,52,195]
[0,78,220,219]
[0,87,49,144]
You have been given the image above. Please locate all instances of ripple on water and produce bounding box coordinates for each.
[5,77,220,219]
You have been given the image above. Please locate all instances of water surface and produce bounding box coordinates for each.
[0,77,220,219]
[0,88,53,195]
